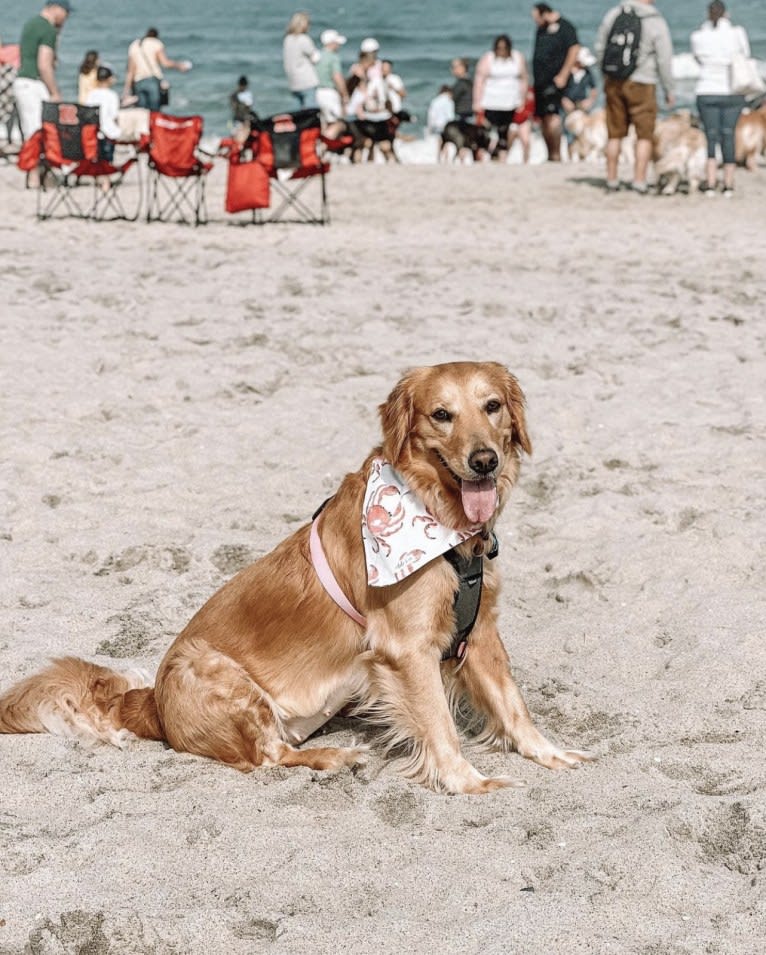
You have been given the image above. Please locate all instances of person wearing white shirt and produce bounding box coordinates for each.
[691,0,752,195]
[85,64,120,162]
[427,86,455,135]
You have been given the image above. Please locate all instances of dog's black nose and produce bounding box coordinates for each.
[468,449,498,475]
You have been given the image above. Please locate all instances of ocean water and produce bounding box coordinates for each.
[5,0,765,139]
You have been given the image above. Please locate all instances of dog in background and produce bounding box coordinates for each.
[439,119,492,163]
[0,362,592,794]
[735,102,766,170]
[565,108,608,162]
[652,110,707,195]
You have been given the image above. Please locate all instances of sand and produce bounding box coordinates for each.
[0,153,765,955]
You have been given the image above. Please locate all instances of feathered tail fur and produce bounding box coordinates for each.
[0,657,164,748]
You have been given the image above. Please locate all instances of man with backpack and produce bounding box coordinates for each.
[595,0,675,193]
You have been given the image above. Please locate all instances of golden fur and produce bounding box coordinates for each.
[652,111,707,195]
[735,104,766,171]
[0,362,592,794]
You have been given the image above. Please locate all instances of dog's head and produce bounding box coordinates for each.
[379,361,531,530]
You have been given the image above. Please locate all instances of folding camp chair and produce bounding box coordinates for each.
[255,109,330,224]
[143,112,213,226]
[19,102,139,220]
[0,44,20,159]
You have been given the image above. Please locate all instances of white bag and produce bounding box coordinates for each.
[730,51,766,97]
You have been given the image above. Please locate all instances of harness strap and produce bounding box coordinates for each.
[308,502,499,662]
[442,533,499,662]
[309,517,367,628]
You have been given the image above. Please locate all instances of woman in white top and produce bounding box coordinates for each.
[691,0,752,195]
[473,34,528,161]
[283,11,320,109]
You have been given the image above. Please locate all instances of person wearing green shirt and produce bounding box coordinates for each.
[14,0,71,146]
[316,28,349,139]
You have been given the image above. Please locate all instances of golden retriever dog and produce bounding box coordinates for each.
[0,362,592,794]
[564,108,608,162]
[652,111,706,195]
[735,103,766,171]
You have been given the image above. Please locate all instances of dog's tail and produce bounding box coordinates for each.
[0,656,164,748]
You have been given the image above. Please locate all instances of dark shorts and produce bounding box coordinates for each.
[484,109,517,150]
[605,78,657,140]
[534,84,563,117]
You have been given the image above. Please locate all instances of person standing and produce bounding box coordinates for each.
[474,34,528,162]
[283,12,320,109]
[316,28,348,135]
[450,58,474,122]
[122,28,190,112]
[77,50,99,104]
[13,1,71,142]
[530,4,580,161]
[595,0,675,193]
[691,1,751,196]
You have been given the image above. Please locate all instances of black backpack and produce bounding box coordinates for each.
[602,5,642,79]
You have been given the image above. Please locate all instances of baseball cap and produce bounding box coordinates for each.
[320,28,347,46]
[48,0,74,12]
[577,47,597,68]
[360,37,380,53]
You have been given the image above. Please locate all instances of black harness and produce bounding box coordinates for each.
[442,533,499,662]
[311,496,499,663]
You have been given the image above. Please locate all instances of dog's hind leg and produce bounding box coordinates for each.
[155,638,365,774]
[454,621,595,771]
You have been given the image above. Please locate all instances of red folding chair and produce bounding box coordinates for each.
[254,109,330,225]
[143,113,213,226]
[17,102,139,220]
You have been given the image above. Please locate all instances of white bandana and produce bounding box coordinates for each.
[361,458,481,587]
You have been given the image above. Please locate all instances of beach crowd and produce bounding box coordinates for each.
[3,1,765,195]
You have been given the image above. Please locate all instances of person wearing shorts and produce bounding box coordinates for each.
[530,4,580,161]
[596,0,675,192]
[13,2,71,141]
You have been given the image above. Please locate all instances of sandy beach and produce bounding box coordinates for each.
[1,153,765,954]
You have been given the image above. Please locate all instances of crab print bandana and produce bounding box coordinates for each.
[362,458,482,587]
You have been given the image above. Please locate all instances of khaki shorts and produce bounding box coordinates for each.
[605,78,657,141]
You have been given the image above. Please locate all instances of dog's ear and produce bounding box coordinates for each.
[379,369,418,464]
[498,367,532,456]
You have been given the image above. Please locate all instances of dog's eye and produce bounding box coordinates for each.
[485,400,502,414]
[431,408,452,423]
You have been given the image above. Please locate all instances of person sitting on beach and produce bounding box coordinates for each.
[451,58,474,122]
[229,75,253,128]
[122,28,190,112]
[282,11,320,109]
[316,28,349,139]
[85,64,120,192]
[77,49,99,104]
[427,84,455,136]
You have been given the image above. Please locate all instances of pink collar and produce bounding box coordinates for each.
[309,459,483,628]
[310,516,367,627]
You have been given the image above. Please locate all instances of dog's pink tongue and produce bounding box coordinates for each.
[461,479,497,523]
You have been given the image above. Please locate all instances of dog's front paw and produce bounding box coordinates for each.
[442,767,526,795]
[515,727,595,770]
